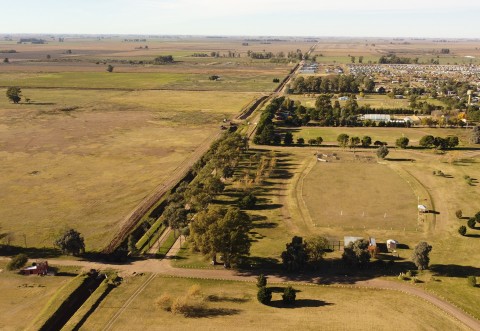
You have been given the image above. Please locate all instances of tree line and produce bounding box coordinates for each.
[289,74,375,94]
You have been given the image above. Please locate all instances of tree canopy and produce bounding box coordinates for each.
[54,228,85,256]
[189,206,251,267]
[411,241,432,270]
[281,236,307,272]
[6,87,21,103]
[342,239,370,267]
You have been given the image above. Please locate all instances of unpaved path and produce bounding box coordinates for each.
[34,257,479,330]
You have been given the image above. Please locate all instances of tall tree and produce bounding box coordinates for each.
[305,236,329,269]
[281,236,307,272]
[54,228,85,256]
[284,132,294,145]
[189,206,251,267]
[412,241,432,270]
[361,136,372,147]
[376,145,389,159]
[337,134,350,148]
[342,239,370,267]
[396,137,409,149]
[6,87,21,104]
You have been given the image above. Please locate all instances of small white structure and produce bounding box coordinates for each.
[386,239,398,251]
[361,114,391,122]
[418,205,427,213]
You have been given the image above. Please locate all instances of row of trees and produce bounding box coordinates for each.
[280,236,433,272]
[419,135,459,149]
[289,75,375,94]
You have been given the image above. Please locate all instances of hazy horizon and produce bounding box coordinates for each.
[1,0,478,38]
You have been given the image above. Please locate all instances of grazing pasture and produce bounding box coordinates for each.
[0,89,257,250]
[80,275,468,331]
[302,160,418,231]
[0,261,81,331]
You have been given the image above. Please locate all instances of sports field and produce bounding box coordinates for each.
[302,160,417,231]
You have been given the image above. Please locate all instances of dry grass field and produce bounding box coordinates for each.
[0,37,304,250]
[0,89,257,250]
[302,160,417,231]
[0,261,81,331]
[79,275,469,331]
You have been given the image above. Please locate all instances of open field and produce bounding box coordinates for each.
[0,90,257,250]
[79,275,469,331]
[302,160,417,230]
[0,261,81,331]
[291,127,475,146]
[0,71,281,92]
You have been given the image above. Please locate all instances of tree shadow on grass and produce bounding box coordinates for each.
[268,299,333,309]
[185,307,241,318]
[385,158,415,162]
[430,264,480,277]
[205,295,250,303]
[0,245,62,259]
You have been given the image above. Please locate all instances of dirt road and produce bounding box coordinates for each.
[39,257,479,330]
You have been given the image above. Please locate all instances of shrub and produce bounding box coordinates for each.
[467,276,477,287]
[398,272,407,280]
[455,209,463,219]
[257,286,272,305]
[6,253,28,271]
[237,193,257,209]
[467,218,476,229]
[411,277,419,284]
[187,284,201,297]
[171,296,205,317]
[256,274,267,288]
[155,294,172,311]
[282,286,296,305]
[458,225,467,236]
[405,270,413,278]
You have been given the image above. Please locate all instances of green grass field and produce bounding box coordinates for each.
[292,127,473,146]
[0,72,279,92]
[79,275,469,331]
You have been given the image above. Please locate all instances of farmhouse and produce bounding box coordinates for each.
[21,261,49,275]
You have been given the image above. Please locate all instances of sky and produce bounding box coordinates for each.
[1,0,479,38]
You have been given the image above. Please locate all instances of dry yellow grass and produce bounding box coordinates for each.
[80,276,469,331]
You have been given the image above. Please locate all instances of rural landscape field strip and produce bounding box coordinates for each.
[103,131,221,254]
[101,273,157,331]
[36,257,480,330]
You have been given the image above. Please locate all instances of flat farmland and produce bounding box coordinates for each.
[0,71,280,92]
[0,89,257,250]
[80,275,468,331]
[0,262,81,331]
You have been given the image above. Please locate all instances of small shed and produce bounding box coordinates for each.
[386,239,398,251]
[418,205,427,213]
